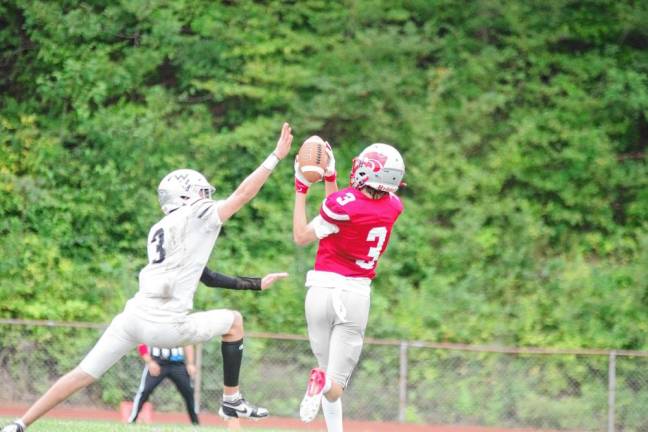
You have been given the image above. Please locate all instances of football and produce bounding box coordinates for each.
[297,135,329,183]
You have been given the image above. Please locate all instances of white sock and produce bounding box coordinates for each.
[322,373,332,394]
[223,391,241,402]
[15,419,26,429]
[322,398,343,432]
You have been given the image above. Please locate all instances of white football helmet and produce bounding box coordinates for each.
[350,143,405,193]
[158,169,215,214]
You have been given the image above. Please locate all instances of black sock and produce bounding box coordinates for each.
[222,338,244,387]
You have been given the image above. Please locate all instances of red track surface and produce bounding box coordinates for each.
[0,404,547,432]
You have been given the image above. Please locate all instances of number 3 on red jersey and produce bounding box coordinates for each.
[333,190,392,271]
[355,226,387,270]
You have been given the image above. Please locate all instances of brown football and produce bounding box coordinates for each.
[297,135,329,183]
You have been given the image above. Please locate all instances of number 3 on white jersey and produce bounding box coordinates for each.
[356,227,387,270]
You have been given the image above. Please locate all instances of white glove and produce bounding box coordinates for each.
[324,141,336,179]
[294,156,312,193]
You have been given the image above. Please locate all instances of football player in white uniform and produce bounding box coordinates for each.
[1,123,293,432]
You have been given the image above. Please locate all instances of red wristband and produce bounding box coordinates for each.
[324,171,337,182]
[295,178,309,194]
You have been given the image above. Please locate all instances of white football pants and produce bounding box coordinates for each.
[79,308,234,378]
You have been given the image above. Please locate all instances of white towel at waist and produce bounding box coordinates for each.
[305,270,372,322]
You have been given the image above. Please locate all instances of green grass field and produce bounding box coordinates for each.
[0,418,303,432]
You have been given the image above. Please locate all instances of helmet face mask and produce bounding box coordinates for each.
[158,169,215,214]
[350,143,405,194]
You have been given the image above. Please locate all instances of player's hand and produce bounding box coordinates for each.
[186,364,197,378]
[294,156,313,193]
[273,122,293,160]
[147,361,161,377]
[324,141,336,179]
[260,272,289,290]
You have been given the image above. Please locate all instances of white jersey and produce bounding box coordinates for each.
[125,198,223,322]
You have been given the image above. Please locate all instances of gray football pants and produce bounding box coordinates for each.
[305,285,371,387]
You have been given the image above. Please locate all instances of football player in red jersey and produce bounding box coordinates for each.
[293,138,405,431]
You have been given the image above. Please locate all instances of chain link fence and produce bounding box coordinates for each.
[1,319,647,431]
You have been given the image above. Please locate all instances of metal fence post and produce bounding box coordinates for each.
[194,343,203,413]
[608,350,616,432]
[398,341,409,422]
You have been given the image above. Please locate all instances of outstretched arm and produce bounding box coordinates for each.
[200,267,288,290]
[293,138,339,246]
[293,189,319,246]
[323,141,338,196]
[217,122,293,223]
[294,173,341,246]
[201,268,260,290]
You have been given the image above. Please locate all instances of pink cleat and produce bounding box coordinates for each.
[299,368,327,422]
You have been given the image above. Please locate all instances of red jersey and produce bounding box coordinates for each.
[315,187,403,279]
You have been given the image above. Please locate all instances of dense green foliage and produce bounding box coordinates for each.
[1,0,647,350]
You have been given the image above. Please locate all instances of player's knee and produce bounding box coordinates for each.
[222,310,244,341]
[325,379,345,401]
[232,310,243,325]
[71,366,97,384]
[229,310,244,334]
[57,366,97,393]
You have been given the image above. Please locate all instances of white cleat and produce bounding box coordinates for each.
[218,395,269,420]
[1,422,25,432]
[299,367,326,422]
